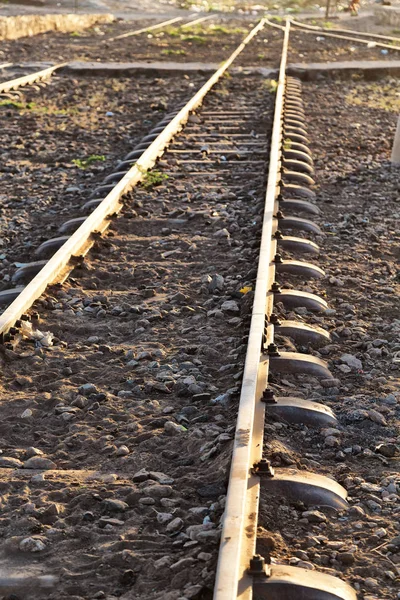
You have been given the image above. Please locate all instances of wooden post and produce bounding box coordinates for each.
[391,116,400,164]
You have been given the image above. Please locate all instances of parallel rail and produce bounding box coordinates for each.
[0,19,266,339]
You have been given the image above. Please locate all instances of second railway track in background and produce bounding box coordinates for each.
[0,16,399,600]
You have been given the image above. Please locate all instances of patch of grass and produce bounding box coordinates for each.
[138,167,169,189]
[161,48,187,55]
[263,79,278,93]
[72,155,106,169]
[70,31,82,37]
[181,34,207,43]
[209,24,246,34]
[0,99,35,110]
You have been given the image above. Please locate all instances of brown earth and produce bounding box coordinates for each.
[0,18,399,67]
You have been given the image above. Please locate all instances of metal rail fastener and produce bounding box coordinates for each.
[0,63,65,94]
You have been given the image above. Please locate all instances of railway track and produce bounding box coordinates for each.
[0,16,399,600]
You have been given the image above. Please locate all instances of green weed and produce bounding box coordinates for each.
[263,79,278,93]
[72,155,106,169]
[138,166,169,189]
[0,100,35,110]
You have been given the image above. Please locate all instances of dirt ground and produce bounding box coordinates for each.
[1,17,400,67]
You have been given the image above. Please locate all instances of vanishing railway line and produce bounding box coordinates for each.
[0,16,398,600]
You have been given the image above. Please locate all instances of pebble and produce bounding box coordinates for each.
[375,443,398,458]
[340,353,362,370]
[220,300,239,313]
[198,552,212,561]
[116,445,130,457]
[302,510,327,523]
[132,468,150,482]
[368,409,387,426]
[79,383,99,396]
[20,409,33,419]
[99,517,124,528]
[150,471,174,484]
[164,421,184,435]
[364,578,379,590]
[102,498,128,512]
[339,552,355,565]
[23,457,56,470]
[19,537,46,552]
[166,517,184,533]
[157,512,173,524]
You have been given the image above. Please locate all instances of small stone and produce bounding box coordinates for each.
[170,557,195,572]
[21,409,33,419]
[348,505,365,517]
[375,443,398,458]
[364,578,379,590]
[339,552,355,566]
[198,552,212,561]
[368,409,387,426]
[102,498,128,512]
[214,228,230,239]
[164,421,184,435]
[19,537,46,552]
[25,447,44,458]
[375,528,387,538]
[321,378,341,388]
[0,457,23,468]
[322,428,341,437]
[116,445,130,457]
[302,510,327,523]
[166,517,184,533]
[78,383,99,396]
[221,300,239,313]
[139,497,156,506]
[157,512,173,524]
[23,457,56,470]
[99,517,124,528]
[150,471,174,484]
[324,436,340,448]
[340,353,362,370]
[132,468,150,482]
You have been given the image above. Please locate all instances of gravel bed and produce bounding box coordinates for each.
[0,72,207,283]
[0,73,273,599]
[258,78,400,599]
[0,18,398,67]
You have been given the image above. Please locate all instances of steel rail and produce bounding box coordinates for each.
[181,14,215,28]
[291,17,400,43]
[213,18,289,600]
[0,63,65,94]
[107,16,184,41]
[290,19,400,51]
[0,18,266,339]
